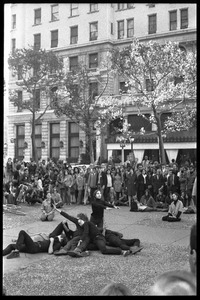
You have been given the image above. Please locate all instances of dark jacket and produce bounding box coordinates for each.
[60,211,84,237]
[91,199,114,221]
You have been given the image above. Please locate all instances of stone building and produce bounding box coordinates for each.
[5,3,196,164]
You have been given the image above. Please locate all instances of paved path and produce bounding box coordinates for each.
[3,205,195,275]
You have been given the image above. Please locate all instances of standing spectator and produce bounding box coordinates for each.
[146,169,154,196]
[167,169,180,195]
[5,157,14,183]
[63,169,73,205]
[152,168,165,199]
[178,167,188,193]
[126,167,137,207]
[56,169,65,204]
[136,168,147,202]
[73,167,80,203]
[87,165,99,203]
[103,168,114,202]
[186,165,196,206]
[40,192,55,221]
[142,155,150,171]
[83,167,91,205]
[76,169,85,205]
[51,187,63,208]
[28,158,37,178]
[192,176,196,208]
[113,167,123,202]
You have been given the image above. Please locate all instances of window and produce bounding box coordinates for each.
[34,89,40,109]
[70,3,79,17]
[169,10,177,31]
[90,22,98,41]
[12,14,16,29]
[128,114,151,132]
[111,22,114,35]
[35,124,42,160]
[89,82,98,100]
[69,56,78,71]
[69,122,79,159]
[148,14,157,34]
[118,4,125,10]
[127,18,134,38]
[90,3,98,12]
[146,79,154,91]
[17,91,23,112]
[70,26,78,44]
[11,38,16,54]
[50,123,60,159]
[51,4,59,21]
[51,30,58,48]
[15,125,25,160]
[180,8,188,29]
[127,4,134,9]
[34,8,41,25]
[119,82,128,94]
[118,20,124,39]
[18,65,23,80]
[89,53,98,69]
[34,33,41,50]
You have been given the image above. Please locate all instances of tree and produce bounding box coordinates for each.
[111,38,196,164]
[8,47,63,164]
[51,62,122,163]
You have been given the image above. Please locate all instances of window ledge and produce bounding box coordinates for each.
[32,23,42,27]
[68,15,79,19]
[87,10,99,14]
[49,19,60,23]
[116,7,135,12]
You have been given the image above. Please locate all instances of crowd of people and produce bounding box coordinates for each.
[3,156,196,215]
[3,155,196,295]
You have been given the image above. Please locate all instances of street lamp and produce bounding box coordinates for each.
[116,136,127,165]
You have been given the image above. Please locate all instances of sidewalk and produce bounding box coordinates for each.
[3,205,196,275]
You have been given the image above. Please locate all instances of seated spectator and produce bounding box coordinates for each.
[149,270,196,295]
[155,188,169,209]
[139,189,157,211]
[162,192,184,222]
[98,282,133,296]
[40,192,55,221]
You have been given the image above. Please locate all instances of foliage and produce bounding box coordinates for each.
[111,38,196,163]
[51,62,122,162]
[8,47,64,162]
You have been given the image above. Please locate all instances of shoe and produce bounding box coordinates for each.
[130,246,143,255]
[7,250,20,259]
[68,250,89,258]
[122,250,130,257]
[133,240,140,247]
[54,248,68,256]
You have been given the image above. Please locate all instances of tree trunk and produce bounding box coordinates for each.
[31,113,38,165]
[156,115,166,165]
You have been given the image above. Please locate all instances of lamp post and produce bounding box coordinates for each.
[116,136,127,165]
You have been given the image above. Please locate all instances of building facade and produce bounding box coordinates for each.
[6,3,196,164]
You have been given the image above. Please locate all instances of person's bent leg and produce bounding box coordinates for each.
[3,244,17,256]
[47,213,54,221]
[95,238,122,255]
[16,230,38,253]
